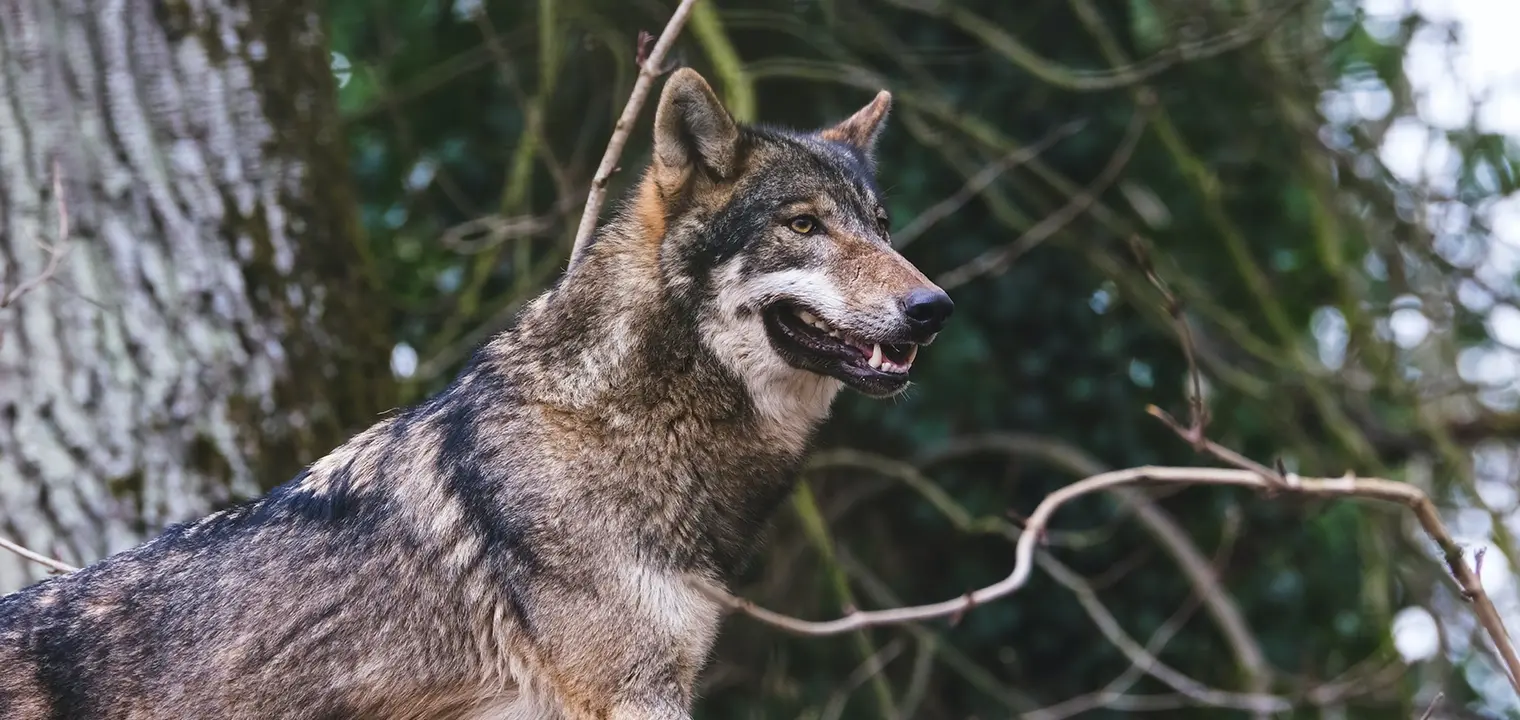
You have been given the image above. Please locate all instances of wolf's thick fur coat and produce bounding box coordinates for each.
[0,69,952,719]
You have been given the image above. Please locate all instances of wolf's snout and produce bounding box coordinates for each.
[901,287,954,335]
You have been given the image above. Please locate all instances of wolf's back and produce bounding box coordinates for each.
[0,543,183,719]
[0,487,472,718]
[0,593,53,720]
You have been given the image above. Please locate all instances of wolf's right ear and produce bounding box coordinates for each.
[653,68,740,184]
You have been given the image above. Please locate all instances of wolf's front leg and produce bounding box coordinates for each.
[549,664,698,719]
[526,566,723,720]
[607,700,691,720]
[552,689,691,720]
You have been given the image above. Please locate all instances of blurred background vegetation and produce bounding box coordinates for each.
[309,0,1520,717]
[15,0,1507,716]
[320,0,1520,716]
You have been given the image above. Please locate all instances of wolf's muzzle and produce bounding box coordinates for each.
[900,287,954,337]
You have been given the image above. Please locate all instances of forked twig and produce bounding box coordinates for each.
[1131,238,1514,694]
[0,164,81,576]
[2,161,72,308]
[937,108,1147,289]
[893,119,1087,249]
[567,0,701,269]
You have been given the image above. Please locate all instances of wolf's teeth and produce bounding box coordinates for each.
[869,343,883,369]
[906,345,919,365]
[796,309,836,332]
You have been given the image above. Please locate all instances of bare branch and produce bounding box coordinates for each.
[1038,553,1290,714]
[1024,541,1219,720]
[917,435,1274,699]
[1127,234,1213,440]
[1418,691,1443,720]
[2,161,72,308]
[818,638,906,720]
[567,0,701,269]
[937,106,1147,290]
[0,536,79,575]
[1127,237,1292,488]
[893,119,1086,249]
[440,213,558,255]
[707,463,1520,699]
[440,195,578,255]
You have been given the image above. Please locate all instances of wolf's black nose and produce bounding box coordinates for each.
[902,288,954,334]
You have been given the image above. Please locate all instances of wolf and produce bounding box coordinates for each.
[0,68,952,719]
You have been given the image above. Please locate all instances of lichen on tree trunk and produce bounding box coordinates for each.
[0,0,393,591]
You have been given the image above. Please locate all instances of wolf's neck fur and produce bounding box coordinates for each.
[461,176,839,574]
[497,177,837,444]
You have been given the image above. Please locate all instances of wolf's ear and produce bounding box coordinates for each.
[653,68,740,182]
[820,90,892,155]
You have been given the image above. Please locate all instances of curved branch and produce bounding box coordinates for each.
[918,433,1272,689]
[707,464,1520,700]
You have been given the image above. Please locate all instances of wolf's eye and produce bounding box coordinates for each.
[787,215,819,235]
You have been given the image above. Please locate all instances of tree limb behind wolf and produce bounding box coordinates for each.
[0,67,956,718]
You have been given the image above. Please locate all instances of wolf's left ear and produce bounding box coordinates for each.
[653,68,740,181]
[820,90,893,155]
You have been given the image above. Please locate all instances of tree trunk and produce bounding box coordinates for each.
[0,0,394,591]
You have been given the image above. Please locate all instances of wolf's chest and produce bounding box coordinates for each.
[613,563,727,652]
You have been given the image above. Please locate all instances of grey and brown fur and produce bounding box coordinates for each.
[0,69,953,719]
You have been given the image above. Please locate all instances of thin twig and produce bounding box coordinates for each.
[707,464,1520,700]
[937,107,1147,289]
[439,195,578,255]
[1039,555,1290,714]
[835,549,1036,711]
[1418,692,1445,720]
[1417,691,1443,720]
[2,161,72,308]
[893,119,1087,249]
[1149,401,1517,699]
[1126,237,1293,488]
[567,0,701,269]
[896,636,937,718]
[1127,235,1211,438]
[818,638,906,720]
[440,213,558,255]
[1024,521,1236,720]
[0,536,78,575]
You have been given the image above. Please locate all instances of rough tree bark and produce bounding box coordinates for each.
[0,0,394,591]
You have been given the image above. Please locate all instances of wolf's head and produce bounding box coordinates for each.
[561,69,952,429]
[646,69,952,402]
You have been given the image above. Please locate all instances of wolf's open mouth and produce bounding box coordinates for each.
[762,301,918,396]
